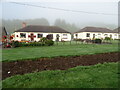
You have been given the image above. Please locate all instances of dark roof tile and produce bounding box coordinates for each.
[15,25,70,33]
[76,27,113,33]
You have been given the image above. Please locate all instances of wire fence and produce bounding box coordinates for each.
[54,41,91,46]
[54,40,119,46]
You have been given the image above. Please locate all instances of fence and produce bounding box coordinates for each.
[54,40,118,46]
[54,41,90,46]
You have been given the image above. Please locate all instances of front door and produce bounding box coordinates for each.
[56,34,60,41]
[93,34,95,39]
[110,34,112,38]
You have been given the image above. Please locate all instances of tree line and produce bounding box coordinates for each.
[2,18,79,34]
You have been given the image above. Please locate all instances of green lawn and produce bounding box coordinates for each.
[2,62,119,88]
[2,42,119,62]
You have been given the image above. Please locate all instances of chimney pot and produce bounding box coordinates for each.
[22,22,27,28]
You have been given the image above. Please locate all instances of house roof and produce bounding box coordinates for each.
[15,25,70,33]
[112,27,120,33]
[76,27,113,33]
[1,27,8,36]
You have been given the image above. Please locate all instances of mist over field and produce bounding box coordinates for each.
[1,18,117,34]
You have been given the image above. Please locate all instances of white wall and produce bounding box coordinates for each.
[74,32,120,40]
[13,32,71,42]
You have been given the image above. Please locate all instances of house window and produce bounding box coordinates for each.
[20,33,26,38]
[38,34,43,38]
[63,34,67,36]
[104,34,108,37]
[46,34,53,40]
[110,34,112,38]
[56,34,60,41]
[75,34,78,37]
[56,34,60,38]
[86,33,90,37]
[93,34,95,38]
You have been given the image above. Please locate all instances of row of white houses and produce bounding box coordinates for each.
[12,24,120,42]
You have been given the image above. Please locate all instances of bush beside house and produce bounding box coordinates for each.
[10,37,54,48]
[94,39,102,44]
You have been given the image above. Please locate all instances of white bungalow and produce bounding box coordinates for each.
[74,27,119,40]
[12,25,72,42]
[112,27,120,40]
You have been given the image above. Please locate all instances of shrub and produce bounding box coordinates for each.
[18,42,41,47]
[19,42,26,47]
[11,41,20,48]
[73,39,82,41]
[39,37,47,45]
[94,39,102,44]
[45,40,54,46]
[40,37,54,46]
[114,39,120,40]
[105,37,111,41]
[11,38,54,48]
[40,37,47,42]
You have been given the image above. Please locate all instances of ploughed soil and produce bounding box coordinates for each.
[2,52,119,80]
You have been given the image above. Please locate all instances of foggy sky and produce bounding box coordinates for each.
[1,0,119,28]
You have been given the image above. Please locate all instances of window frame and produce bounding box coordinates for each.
[86,33,90,37]
[20,33,26,38]
[37,34,43,38]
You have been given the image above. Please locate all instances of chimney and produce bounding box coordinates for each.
[22,22,27,28]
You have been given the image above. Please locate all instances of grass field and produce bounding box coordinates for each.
[2,62,118,88]
[2,41,118,62]
[2,41,119,88]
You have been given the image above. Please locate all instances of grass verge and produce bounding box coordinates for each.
[2,62,119,88]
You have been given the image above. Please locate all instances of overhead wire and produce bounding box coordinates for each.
[9,2,118,16]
